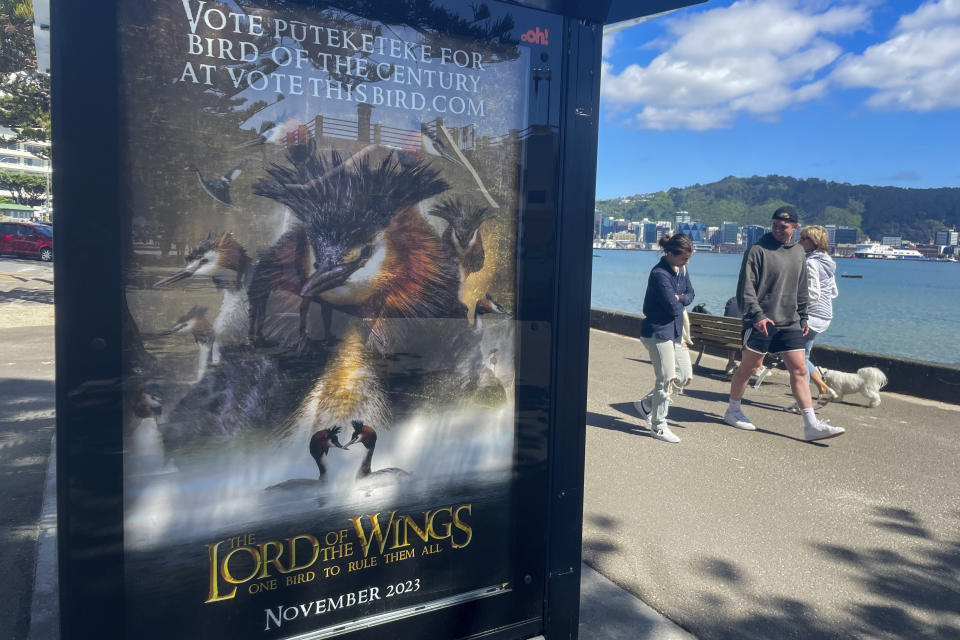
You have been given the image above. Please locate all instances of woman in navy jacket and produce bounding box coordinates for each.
[635,233,695,443]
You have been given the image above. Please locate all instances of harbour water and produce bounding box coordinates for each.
[591,250,960,366]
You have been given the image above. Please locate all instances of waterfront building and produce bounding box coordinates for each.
[744,225,766,249]
[676,220,708,243]
[642,221,659,244]
[834,226,858,246]
[613,218,630,233]
[707,226,719,245]
[721,221,739,245]
[674,210,690,225]
[601,216,615,239]
[881,236,902,248]
[834,243,857,257]
[934,229,959,246]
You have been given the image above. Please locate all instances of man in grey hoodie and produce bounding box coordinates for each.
[723,206,845,442]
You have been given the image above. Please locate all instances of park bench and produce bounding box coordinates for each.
[688,312,742,368]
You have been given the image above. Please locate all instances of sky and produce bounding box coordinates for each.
[596,0,960,198]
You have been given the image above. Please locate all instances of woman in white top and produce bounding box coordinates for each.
[799,225,839,404]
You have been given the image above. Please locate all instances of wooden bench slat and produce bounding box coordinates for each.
[687,312,743,368]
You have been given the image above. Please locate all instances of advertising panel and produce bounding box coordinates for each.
[116,1,561,638]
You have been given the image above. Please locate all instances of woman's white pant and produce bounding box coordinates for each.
[640,337,676,431]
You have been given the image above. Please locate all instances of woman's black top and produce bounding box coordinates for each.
[640,257,694,342]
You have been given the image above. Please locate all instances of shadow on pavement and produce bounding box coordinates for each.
[0,289,55,304]
[0,377,56,640]
[682,507,960,640]
[586,409,653,437]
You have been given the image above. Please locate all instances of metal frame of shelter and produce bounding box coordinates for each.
[51,1,701,639]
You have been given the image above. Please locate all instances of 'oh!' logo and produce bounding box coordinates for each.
[520,27,549,46]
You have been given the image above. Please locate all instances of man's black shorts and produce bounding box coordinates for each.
[742,324,806,355]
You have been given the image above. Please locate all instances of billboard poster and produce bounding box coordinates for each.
[117,1,561,638]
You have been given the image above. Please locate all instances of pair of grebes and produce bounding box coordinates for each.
[267,421,409,492]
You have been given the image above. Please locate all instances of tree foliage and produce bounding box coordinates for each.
[0,168,47,205]
[597,175,960,243]
[0,0,50,149]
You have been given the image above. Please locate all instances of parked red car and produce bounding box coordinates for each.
[0,221,54,261]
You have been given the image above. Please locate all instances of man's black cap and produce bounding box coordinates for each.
[772,205,799,223]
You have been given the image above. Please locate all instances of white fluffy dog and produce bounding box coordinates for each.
[820,367,888,407]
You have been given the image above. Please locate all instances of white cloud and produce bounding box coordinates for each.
[601,0,869,130]
[831,0,960,111]
[602,32,619,59]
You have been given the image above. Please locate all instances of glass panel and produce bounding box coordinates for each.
[118,2,561,638]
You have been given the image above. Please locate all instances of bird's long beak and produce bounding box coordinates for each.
[153,269,194,288]
[300,261,362,298]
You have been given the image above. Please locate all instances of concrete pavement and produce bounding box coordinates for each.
[584,328,960,640]
[0,324,56,640]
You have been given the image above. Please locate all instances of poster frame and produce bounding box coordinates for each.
[51,1,602,639]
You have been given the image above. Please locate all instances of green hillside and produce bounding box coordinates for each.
[596,175,960,243]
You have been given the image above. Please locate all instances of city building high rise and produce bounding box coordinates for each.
[834,227,857,246]
[744,225,766,249]
[676,220,708,243]
[642,222,659,244]
[601,216,615,239]
[934,229,959,246]
[721,221,739,245]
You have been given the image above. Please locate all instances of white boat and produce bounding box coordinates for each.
[853,243,924,260]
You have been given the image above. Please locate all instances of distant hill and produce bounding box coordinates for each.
[595,175,960,243]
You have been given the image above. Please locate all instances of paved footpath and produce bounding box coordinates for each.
[0,324,55,640]
[584,328,960,640]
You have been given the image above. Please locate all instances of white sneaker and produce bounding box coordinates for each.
[634,398,652,421]
[651,426,680,443]
[804,418,845,442]
[723,407,757,430]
